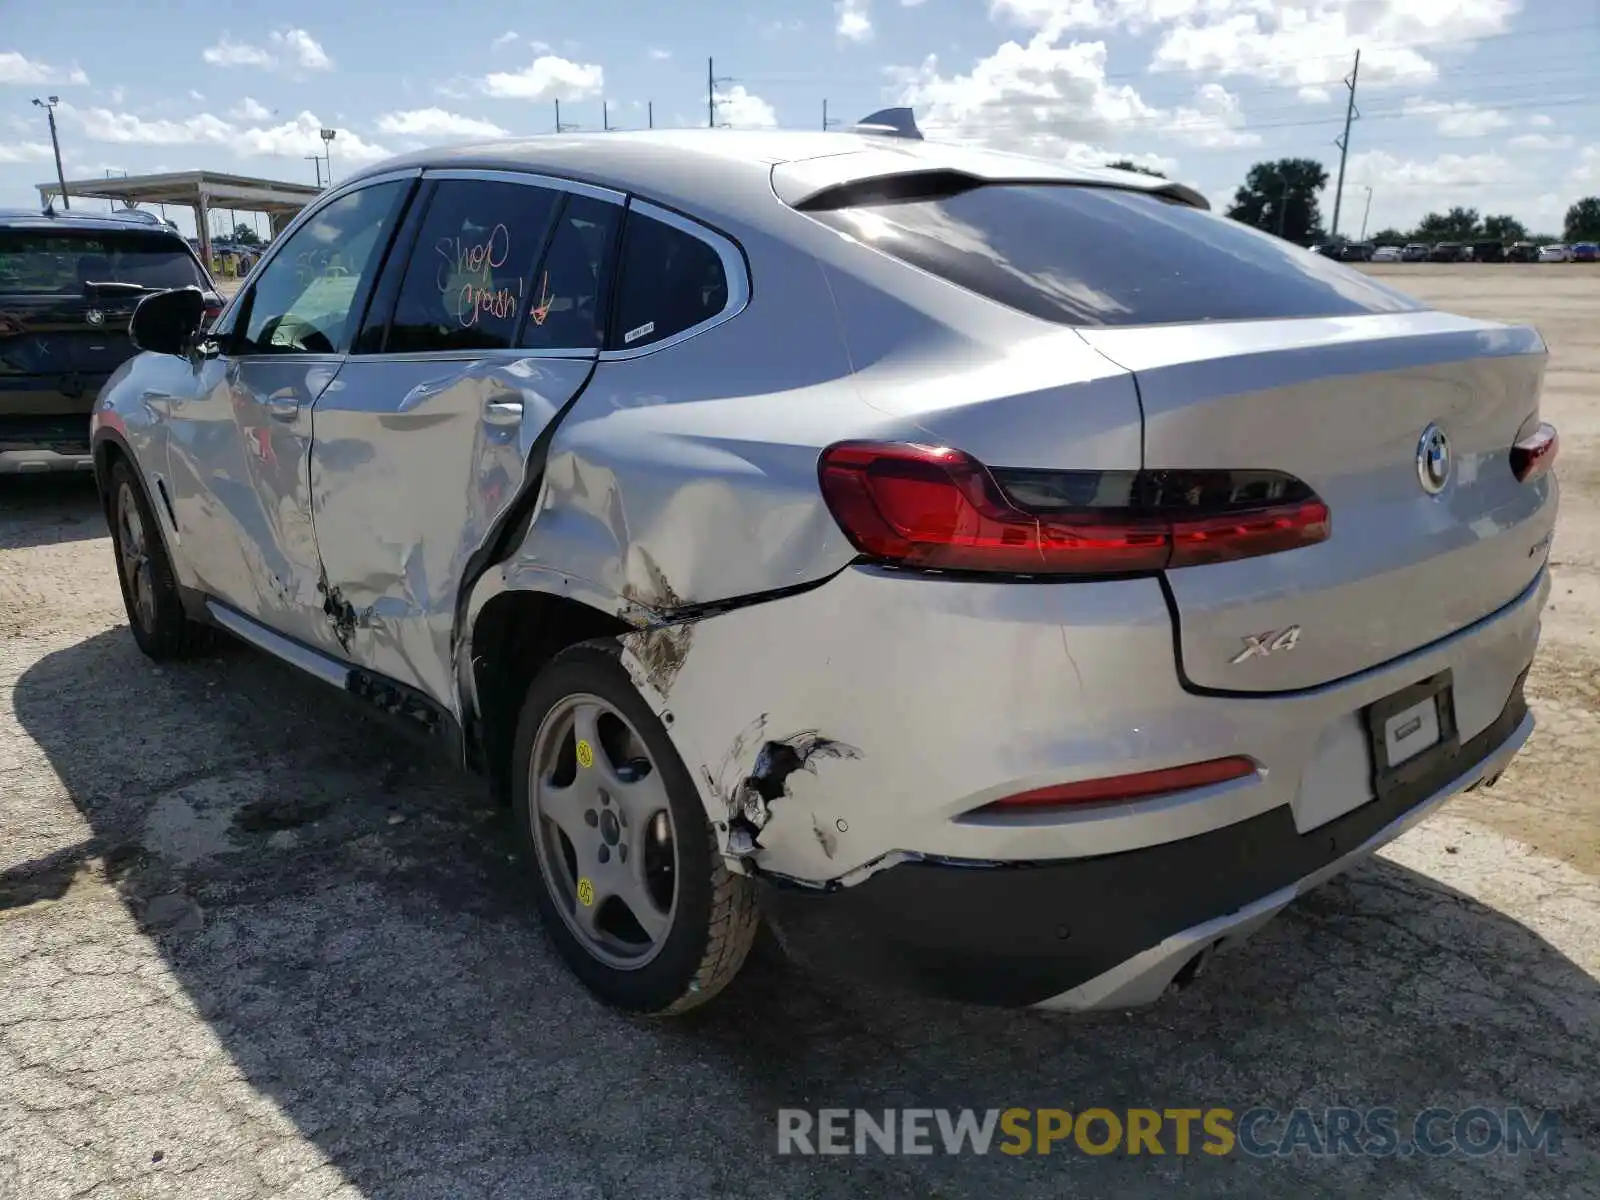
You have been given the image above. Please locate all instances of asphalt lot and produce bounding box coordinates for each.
[2,264,1598,1199]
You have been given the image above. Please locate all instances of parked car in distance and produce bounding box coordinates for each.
[1507,242,1541,263]
[1429,241,1470,262]
[1471,241,1507,264]
[1,207,222,474]
[1538,244,1571,263]
[1337,241,1375,262]
[1370,245,1403,262]
[1573,242,1599,263]
[1401,243,1430,261]
[91,122,1557,1017]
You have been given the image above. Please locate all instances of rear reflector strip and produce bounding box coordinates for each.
[978,756,1258,812]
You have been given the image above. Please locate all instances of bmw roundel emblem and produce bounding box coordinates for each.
[85,308,105,327]
[1417,423,1451,495]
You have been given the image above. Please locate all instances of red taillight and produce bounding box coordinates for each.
[1511,422,1557,482]
[817,441,1329,575]
[978,756,1258,813]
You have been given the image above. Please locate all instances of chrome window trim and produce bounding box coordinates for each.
[597,198,751,362]
[211,168,423,332]
[419,167,625,207]
[349,347,600,365]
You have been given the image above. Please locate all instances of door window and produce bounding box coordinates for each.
[236,180,409,355]
[386,180,559,354]
[606,209,731,352]
[518,194,622,352]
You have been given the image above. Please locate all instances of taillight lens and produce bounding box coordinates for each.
[817,441,1329,575]
[976,756,1258,813]
[1510,422,1557,482]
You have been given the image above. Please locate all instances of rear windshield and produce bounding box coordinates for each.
[806,183,1424,327]
[0,229,207,296]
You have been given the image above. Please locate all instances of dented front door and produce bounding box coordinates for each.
[308,173,624,709]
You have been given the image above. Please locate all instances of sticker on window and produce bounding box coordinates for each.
[623,321,655,344]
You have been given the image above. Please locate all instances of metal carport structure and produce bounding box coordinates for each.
[35,170,323,265]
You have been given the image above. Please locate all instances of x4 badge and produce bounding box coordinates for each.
[1230,626,1302,663]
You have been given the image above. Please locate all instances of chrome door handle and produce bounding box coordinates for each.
[265,394,299,421]
[483,399,523,426]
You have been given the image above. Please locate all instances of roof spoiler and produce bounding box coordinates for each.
[850,107,924,140]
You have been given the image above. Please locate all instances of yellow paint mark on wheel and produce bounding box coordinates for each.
[577,877,595,907]
[576,739,594,769]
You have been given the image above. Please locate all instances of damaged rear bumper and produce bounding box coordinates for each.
[756,674,1530,1009]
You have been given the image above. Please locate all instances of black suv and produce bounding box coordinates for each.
[1,208,221,474]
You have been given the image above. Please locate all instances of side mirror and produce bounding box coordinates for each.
[129,286,205,357]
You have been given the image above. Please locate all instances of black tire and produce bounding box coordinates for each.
[106,456,214,661]
[511,644,759,1014]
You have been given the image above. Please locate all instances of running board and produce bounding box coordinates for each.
[204,601,461,748]
[206,601,351,688]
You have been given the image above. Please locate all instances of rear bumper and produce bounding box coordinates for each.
[0,447,95,474]
[0,403,98,473]
[757,671,1531,1009]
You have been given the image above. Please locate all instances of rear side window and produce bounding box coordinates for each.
[806,184,1424,327]
[606,209,731,351]
[519,194,621,351]
[387,179,559,354]
[0,230,206,296]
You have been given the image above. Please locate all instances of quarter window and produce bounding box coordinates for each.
[606,210,731,352]
[387,180,559,354]
[236,180,408,355]
[519,195,622,351]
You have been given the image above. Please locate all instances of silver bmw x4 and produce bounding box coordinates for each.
[92,114,1560,1016]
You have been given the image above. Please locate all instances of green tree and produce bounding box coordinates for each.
[1369,227,1409,245]
[1413,208,1482,241]
[230,223,263,246]
[1565,197,1600,241]
[1481,214,1527,243]
[1226,158,1328,244]
[1104,159,1167,179]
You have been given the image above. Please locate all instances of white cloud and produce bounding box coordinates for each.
[903,0,928,5]
[1510,133,1575,152]
[0,51,88,86]
[271,29,333,71]
[57,101,390,165]
[0,141,53,164]
[837,0,874,41]
[201,36,275,68]
[109,86,126,105]
[1571,146,1600,191]
[1344,148,1511,193]
[714,85,778,128]
[231,96,272,121]
[481,55,604,101]
[759,18,806,37]
[891,32,1254,164]
[648,48,673,60]
[1402,97,1510,138]
[492,31,520,49]
[1529,114,1553,128]
[201,29,332,71]
[375,108,511,140]
[189,89,206,102]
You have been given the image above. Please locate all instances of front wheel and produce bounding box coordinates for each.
[107,458,213,661]
[511,646,759,1014]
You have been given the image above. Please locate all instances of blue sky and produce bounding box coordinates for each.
[2,0,1597,239]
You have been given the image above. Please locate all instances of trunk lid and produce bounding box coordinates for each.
[1079,311,1556,693]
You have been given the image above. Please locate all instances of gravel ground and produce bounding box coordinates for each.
[2,264,1597,1199]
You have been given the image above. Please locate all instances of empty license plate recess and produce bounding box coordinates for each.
[1362,669,1460,798]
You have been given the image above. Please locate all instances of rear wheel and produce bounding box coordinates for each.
[107,458,213,661]
[511,646,759,1013]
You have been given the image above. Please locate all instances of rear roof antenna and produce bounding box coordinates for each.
[850,107,924,140]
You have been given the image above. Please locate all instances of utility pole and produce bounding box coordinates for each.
[305,155,323,188]
[1330,48,1361,240]
[823,99,841,131]
[320,128,337,187]
[603,100,610,131]
[648,101,654,130]
[32,96,69,209]
[554,99,579,132]
[1276,180,1290,238]
[707,57,734,127]
[1359,185,1374,241]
